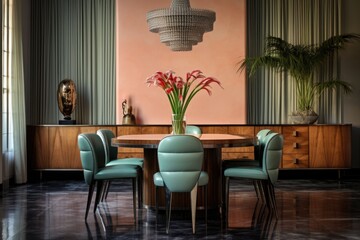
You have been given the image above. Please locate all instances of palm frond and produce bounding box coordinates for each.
[236,34,359,112]
[266,36,292,56]
[315,34,360,63]
[237,56,282,76]
[314,80,352,95]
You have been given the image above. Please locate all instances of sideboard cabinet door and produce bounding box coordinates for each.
[27,126,50,169]
[48,126,117,169]
[309,125,351,168]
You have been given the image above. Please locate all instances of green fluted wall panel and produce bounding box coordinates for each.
[30,0,115,124]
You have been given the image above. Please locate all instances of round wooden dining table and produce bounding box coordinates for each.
[112,133,256,212]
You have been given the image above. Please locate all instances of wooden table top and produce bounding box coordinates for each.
[112,133,256,149]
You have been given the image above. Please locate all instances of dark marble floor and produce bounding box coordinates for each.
[1,176,360,239]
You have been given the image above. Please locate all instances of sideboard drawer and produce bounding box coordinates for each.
[282,153,309,168]
[282,126,309,154]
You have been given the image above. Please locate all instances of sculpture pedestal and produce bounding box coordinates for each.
[59,119,76,125]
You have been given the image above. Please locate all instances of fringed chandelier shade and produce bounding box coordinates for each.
[146,0,216,51]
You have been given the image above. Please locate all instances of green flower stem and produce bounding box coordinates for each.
[172,114,186,134]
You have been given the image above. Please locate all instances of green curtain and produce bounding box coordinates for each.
[30,0,115,124]
[11,0,27,183]
[1,0,28,184]
[246,0,342,124]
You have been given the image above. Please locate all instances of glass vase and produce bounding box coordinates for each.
[171,114,186,134]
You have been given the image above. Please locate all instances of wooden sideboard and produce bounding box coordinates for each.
[26,124,352,172]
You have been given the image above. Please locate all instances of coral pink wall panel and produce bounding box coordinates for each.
[116,0,246,124]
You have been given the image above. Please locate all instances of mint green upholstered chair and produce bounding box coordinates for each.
[223,129,273,201]
[96,129,143,206]
[96,129,144,167]
[185,125,202,136]
[224,132,283,221]
[78,133,141,221]
[154,135,208,234]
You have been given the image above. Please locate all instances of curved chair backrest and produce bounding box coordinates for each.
[78,133,106,185]
[257,129,273,141]
[97,129,118,164]
[255,129,273,160]
[185,125,202,135]
[262,133,284,184]
[157,135,204,192]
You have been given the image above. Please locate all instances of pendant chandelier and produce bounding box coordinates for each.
[146,0,216,51]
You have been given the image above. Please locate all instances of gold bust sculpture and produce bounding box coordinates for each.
[122,100,136,125]
[57,79,77,121]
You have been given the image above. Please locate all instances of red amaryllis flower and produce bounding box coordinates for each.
[146,70,223,121]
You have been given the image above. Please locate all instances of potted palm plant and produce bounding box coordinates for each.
[238,34,360,124]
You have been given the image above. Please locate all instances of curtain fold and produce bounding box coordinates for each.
[30,0,115,124]
[246,0,342,124]
[7,0,27,183]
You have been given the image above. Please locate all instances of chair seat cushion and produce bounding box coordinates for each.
[224,167,268,180]
[153,171,208,187]
[106,158,144,168]
[95,165,139,180]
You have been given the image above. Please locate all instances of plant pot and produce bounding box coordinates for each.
[289,112,319,124]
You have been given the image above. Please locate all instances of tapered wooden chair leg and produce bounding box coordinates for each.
[137,169,143,209]
[155,186,159,221]
[94,181,104,214]
[225,177,230,226]
[204,185,208,224]
[132,178,137,223]
[190,184,198,234]
[85,182,96,220]
[165,187,172,234]
[100,181,107,202]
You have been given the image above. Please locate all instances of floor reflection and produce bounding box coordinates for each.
[1,178,360,239]
[226,193,278,239]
